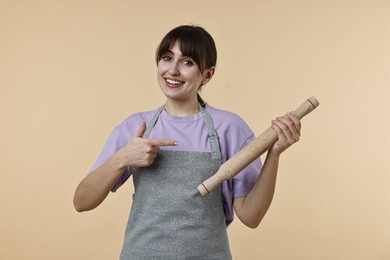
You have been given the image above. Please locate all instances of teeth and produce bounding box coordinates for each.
[167,79,183,85]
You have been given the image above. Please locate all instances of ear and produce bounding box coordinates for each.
[202,66,215,85]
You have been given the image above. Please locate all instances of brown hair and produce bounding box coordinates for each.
[155,25,217,104]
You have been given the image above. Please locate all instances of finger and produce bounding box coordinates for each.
[287,112,301,132]
[271,120,288,141]
[133,122,147,138]
[145,138,178,147]
[272,117,296,144]
[276,114,300,140]
[147,145,160,154]
[286,113,301,141]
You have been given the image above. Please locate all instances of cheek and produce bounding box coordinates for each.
[156,69,165,87]
[157,64,163,74]
[192,73,204,84]
[157,66,167,81]
[157,60,167,73]
[184,68,202,80]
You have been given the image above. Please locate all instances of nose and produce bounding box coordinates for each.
[167,61,180,76]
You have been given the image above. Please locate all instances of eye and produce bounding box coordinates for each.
[183,59,194,66]
[162,55,171,61]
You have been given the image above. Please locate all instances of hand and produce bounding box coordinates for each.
[117,122,178,168]
[269,112,301,156]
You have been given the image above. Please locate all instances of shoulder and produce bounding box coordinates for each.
[205,104,253,137]
[205,104,255,161]
[121,108,158,127]
[114,107,161,139]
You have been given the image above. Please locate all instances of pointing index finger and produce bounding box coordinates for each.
[146,138,178,147]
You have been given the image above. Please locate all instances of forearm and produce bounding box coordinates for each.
[234,150,280,228]
[232,112,302,228]
[73,123,178,212]
[73,152,127,212]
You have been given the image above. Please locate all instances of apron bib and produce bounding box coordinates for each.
[120,105,232,260]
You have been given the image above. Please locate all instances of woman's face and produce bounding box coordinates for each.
[157,41,206,103]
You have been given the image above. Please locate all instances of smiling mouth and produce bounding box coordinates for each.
[166,78,184,87]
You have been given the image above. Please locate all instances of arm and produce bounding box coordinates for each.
[73,122,177,212]
[73,152,128,212]
[233,113,301,228]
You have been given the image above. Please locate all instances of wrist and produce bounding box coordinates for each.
[110,149,128,171]
[266,148,282,159]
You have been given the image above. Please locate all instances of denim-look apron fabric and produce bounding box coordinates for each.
[120,105,232,260]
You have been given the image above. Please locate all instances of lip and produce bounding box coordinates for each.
[165,78,185,88]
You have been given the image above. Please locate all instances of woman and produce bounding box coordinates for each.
[74,25,301,259]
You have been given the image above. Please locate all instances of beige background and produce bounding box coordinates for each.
[1,0,389,259]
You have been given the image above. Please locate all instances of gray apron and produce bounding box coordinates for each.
[120,104,232,260]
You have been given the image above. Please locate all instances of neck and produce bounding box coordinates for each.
[164,99,200,116]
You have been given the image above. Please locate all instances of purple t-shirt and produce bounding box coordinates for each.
[89,104,262,225]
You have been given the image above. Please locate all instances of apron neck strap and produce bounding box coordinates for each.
[143,106,164,138]
[199,104,221,162]
[144,104,221,163]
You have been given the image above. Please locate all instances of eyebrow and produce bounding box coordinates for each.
[163,50,174,55]
[164,49,183,56]
[163,50,194,60]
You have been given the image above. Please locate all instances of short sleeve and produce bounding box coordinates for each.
[88,124,131,192]
[221,134,262,226]
[232,135,262,198]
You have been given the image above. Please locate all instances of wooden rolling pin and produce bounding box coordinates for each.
[197,96,320,196]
